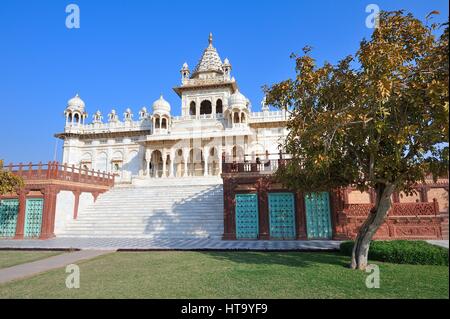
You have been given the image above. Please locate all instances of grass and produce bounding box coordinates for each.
[0,250,62,269]
[0,251,448,299]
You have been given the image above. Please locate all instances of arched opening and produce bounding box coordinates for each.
[241,113,246,123]
[164,154,171,177]
[232,145,244,162]
[200,100,212,115]
[174,149,185,177]
[68,113,73,123]
[161,118,167,129]
[150,150,163,178]
[155,117,160,129]
[233,112,240,123]
[208,147,220,176]
[188,149,204,176]
[189,101,196,116]
[216,99,223,114]
[74,113,80,124]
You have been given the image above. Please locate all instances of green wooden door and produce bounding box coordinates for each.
[24,198,44,238]
[304,192,332,239]
[0,199,19,238]
[268,193,296,239]
[235,194,259,239]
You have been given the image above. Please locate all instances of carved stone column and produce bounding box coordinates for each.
[203,146,210,176]
[162,150,167,178]
[169,149,175,178]
[40,186,57,239]
[258,178,270,240]
[183,148,189,177]
[14,190,27,239]
[145,149,151,178]
[218,150,223,175]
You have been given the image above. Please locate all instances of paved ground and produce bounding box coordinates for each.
[0,250,113,284]
[0,237,342,251]
[1,238,446,251]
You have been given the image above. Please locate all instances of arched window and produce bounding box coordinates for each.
[241,113,246,123]
[189,101,196,116]
[216,99,223,114]
[155,117,160,129]
[232,146,244,162]
[200,100,212,115]
[74,113,80,123]
[68,114,72,123]
[161,118,167,129]
[233,112,240,123]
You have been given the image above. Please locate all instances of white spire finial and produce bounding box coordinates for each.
[262,95,269,111]
[208,32,213,46]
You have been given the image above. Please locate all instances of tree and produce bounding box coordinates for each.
[265,11,449,270]
[0,160,24,195]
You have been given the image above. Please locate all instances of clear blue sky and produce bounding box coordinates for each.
[0,0,448,164]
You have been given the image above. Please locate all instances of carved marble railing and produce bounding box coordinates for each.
[342,202,440,217]
[249,111,288,123]
[172,114,225,121]
[181,77,234,86]
[5,162,115,187]
[64,121,151,134]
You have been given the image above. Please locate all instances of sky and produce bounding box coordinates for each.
[0,0,448,164]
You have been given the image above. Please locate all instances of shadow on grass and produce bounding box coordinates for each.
[200,251,350,269]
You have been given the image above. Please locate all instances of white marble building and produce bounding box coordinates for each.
[56,34,289,182]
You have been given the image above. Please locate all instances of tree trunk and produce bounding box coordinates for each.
[350,183,395,270]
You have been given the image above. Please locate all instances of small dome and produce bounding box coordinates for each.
[223,58,231,66]
[152,95,171,113]
[67,94,85,111]
[229,89,248,107]
[182,62,189,70]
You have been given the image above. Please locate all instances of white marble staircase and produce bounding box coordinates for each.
[57,178,224,239]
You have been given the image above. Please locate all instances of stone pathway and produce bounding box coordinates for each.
[0,250,113,284]
[0,237,342,251]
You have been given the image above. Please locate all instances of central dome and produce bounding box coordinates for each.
[152,95,171,114]
[67,94,85,111]
[229,89,248,107]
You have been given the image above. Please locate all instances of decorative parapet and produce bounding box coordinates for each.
[249,110,288,123]
[342,201,440,217]
[172,113,225,121]
[63,120,152,134]
[4,162,115,188]
[222,153,291,174]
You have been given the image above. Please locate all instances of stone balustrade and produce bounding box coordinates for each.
[5,162,115,187]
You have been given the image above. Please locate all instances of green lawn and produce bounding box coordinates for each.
[0,250,62,269]
[0,251,448,298]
